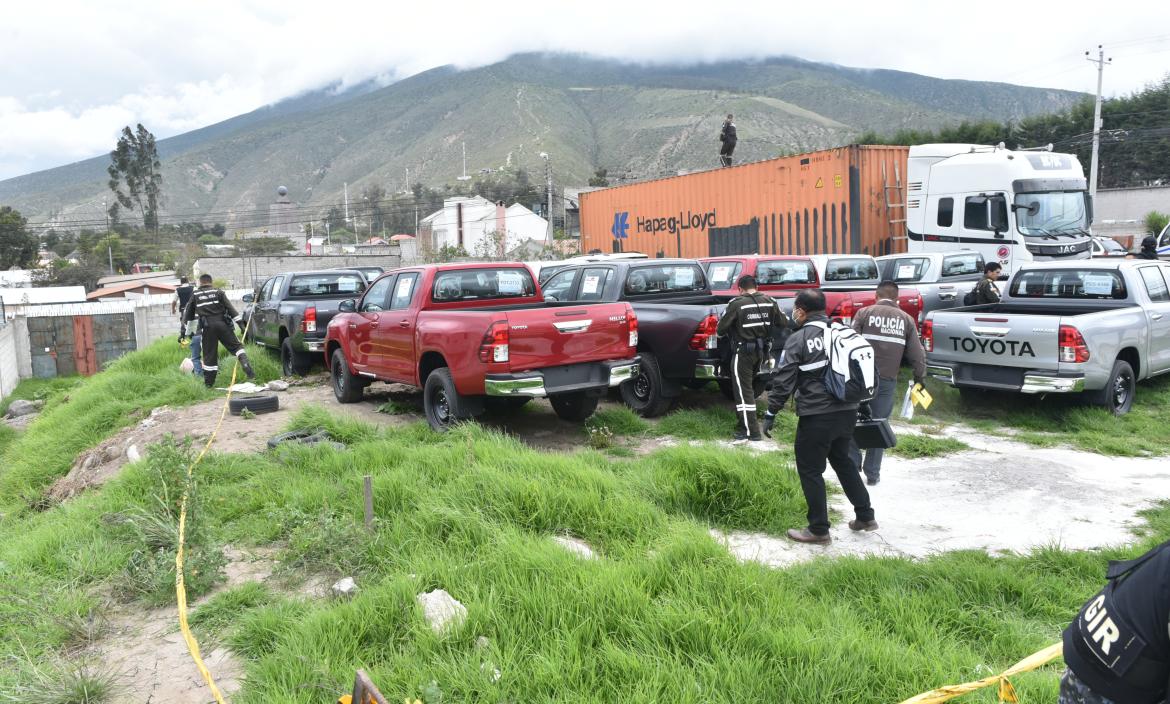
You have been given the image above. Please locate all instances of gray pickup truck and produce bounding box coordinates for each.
[877,251,985,319]
[923,260,1170,414]
[244,269,367,376]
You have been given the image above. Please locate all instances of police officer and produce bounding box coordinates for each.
[716,274,785,442]
[719,114,737,167]
[180,274,254,387]
[761,289,876,544]
[1060,539,1169,703]
[973,262,1003,304]
[173,276,202,375]
[1137,235,1160,260]
[850,281,926,485]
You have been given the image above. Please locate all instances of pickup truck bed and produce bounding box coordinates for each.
[924,261,1170,414]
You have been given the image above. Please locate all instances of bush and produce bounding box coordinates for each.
[1144,210,1169,236]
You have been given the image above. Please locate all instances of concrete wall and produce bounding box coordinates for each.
[193,253,402,289]
[1096,186,1170,222]
[0,321,18,400]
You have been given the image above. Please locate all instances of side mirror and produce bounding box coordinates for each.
[339,299,356,313]
[242,293,254,303]
[1086,194,1095,225]
[989,195,1009,234]
[544,294,559,303]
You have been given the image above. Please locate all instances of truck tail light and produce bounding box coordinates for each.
[922,320,934,352]
[1059,325,1090,363]
[626,304,639,347]
[689,314,720,351]
[479,320,509,363]
[830,298,855,325]
[301,306,317,333]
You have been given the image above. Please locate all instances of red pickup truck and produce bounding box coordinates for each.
[700,254,924,327]
[325,263,640,431]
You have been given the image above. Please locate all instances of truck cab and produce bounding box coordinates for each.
[906,144,1093,275]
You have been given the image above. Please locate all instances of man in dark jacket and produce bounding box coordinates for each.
[761,290,877,544]
[719,114,737,167]
[173,276,201,375]
[1137,235,1160,260]
[180,274,254,387]
[850,281,926,485]
[973,262,1003,304]
[1060,539,1169,704]
[716,274,786,442]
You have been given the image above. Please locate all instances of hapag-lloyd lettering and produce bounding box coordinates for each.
[949,336,1036,357]
[636,209,717,235]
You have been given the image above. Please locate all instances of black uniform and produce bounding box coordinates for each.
[180,284,253,386]
[717,291,784,439]
[1138,236,1159,260]
[763,313,874,537]
[719,120,737,167]
[973,276,1001,304]
[1061,540,1170,704]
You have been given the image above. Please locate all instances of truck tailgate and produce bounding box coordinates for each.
[929,311,1060,369]
[506,304,633,372]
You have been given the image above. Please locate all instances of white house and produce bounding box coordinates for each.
[420,196,548,258]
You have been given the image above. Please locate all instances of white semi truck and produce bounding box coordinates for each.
[905,143,1093,275]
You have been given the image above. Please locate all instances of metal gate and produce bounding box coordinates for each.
[27,313,136,377]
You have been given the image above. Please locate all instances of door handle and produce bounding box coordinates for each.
[1154,313,1165,320]
[369,321,379,328]
[398,320,410,328]
[939,292,957,301]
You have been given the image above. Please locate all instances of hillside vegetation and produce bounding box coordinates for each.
[0,53,1083,227]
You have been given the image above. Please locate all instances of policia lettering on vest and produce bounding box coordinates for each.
[180,274,255,388]
[715,274,786,442]
[1060,540,1170,704]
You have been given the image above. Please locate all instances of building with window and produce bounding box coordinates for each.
[419,196,548,258]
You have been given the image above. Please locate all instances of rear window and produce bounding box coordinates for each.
[1010,269,1127,300]
[758,259,816,285]
[886,258,929,282]
[288,273,366,297]
[824,258,878,282]
[624,264,707,295]
[703,261,742,289]
[432,268,537,302]
[941,253,983,278]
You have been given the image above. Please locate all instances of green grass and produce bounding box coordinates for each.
[0,424,16,457]
[0,376,83,416]
[585,407,650,437]
[0,339,279,515]
[887,434,970,459]
[3,344,1170,702]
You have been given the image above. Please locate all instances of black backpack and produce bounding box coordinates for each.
[963,287,978,306]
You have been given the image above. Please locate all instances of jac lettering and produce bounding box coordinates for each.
[948,336,1036,357]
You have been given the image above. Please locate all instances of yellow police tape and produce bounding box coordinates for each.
[897,642,1064,704]
[175,318,253,704]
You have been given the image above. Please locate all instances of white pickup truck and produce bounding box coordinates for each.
[923,260,1170,414]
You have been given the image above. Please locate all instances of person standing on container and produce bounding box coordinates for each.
[719,114,737,167]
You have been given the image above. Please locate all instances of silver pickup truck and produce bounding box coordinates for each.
[877,251,985,319]
[923,260,1170,414]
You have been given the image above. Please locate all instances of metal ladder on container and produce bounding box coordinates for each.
[882,161,907,255]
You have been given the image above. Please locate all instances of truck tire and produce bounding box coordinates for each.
[620,352,673,417]
[281,338,313,376]
[229,394,279,416]
[331,349,365,403]
[549,391,601,422]
[1087,360,1135,416]
[424,368,474,432]
[718,378,766,402]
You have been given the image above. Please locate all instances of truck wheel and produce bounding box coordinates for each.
[1087,360,1135,416]
[424,368,472,432]
[281,338,313,376]
[331,349,364,403]
[718,378,766,402]
[549,391,601,422]
[620,352,673,417]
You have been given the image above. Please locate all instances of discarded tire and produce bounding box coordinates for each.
[229,394,280,416]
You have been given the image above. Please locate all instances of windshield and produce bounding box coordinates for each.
[703,261,742,289]
[758,259,816,285]
[624,264,707,295]
[824,258,878,282]
[432,268,537,302]
[1013,191,1090,237]
[1009,269,1127,300]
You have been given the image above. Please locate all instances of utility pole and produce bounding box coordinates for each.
[457,142,471,181]
[1086,45,1112,198]
[344,182,350,232]
[103,197,113,274]
[541,152,553,245]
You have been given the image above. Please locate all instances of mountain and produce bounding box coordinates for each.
[0,53,1087,228]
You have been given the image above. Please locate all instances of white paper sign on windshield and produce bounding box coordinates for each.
[581,275,601,295]
[787,263,810,281]
[497,271,524,294]
[1082,275,1115,296]
[711,265,732,283]
[396,277,413,298]
[897,264,917,280]
[674,267,695,286]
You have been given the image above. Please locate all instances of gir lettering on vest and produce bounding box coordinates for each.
[1082,595,1121,658]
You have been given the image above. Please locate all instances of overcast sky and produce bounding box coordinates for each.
[1,0,1166,180]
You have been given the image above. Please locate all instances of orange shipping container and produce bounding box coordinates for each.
[580,145,911,259]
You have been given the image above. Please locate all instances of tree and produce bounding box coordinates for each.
[323,206,348,234]
[360,184,388,235]
[588,168,609,187]
[107,124,163,229]
[0,206,37,269]
[34,259,105,290]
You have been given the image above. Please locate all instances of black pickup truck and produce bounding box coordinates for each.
[244,269,367,375]
[542,259,785,416]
